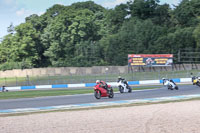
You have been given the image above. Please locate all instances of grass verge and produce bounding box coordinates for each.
[0,86,160,100]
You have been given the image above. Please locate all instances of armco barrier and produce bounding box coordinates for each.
[0,78,192,92]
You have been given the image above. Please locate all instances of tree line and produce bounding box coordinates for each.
[0,0,200,70]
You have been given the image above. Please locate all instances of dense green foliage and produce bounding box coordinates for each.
[0,0,200,70]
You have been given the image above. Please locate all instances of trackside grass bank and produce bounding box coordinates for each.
[0,86,159,100]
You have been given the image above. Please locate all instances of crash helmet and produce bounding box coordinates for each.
[96,80,100,84]
[118,76,121,79]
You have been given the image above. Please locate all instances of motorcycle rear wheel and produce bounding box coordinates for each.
[108,89,114,98]
[168,87,173,90]
[119,86,124,93]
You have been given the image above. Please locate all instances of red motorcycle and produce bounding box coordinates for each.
[94,83,114,99]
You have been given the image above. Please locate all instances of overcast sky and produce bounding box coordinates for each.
[0,0,182,38]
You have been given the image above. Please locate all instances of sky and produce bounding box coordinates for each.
[0,0,182,39]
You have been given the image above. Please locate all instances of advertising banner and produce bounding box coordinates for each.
[128,54,173,66]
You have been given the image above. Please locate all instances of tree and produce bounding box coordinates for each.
[105,4,129,33]
[129,0,160,20]
[156,27,196,55]
[41,2,105,67]
[104,19,165,65]
[173,0,200,26]
[152,4,171,26]
[193,20,200,50]
[0,34,13,63]
[1,0,200,70]
[7,22,15,34]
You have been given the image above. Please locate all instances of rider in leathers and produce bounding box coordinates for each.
[117,76,128,86]
[96,80,108,92]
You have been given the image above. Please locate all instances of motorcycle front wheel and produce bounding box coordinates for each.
[197,82,200,87]
[94,90,101,99]
[128,86,132,93]
[175,86,179,90]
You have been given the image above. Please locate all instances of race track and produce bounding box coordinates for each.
[1,85,200,110]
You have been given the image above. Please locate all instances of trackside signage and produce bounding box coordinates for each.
[128,54,173,66]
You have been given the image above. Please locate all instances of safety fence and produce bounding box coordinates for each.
[0,70,198,87]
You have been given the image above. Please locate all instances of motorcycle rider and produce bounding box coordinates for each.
[162,78,178,90]
[96,80,108,91]
[118,76,128,86]
[163,78,175,84]
[170,79,175,84]
[162,78,166,85]
[117,76,124,82]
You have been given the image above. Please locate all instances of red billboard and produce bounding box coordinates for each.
[128,54,173,66]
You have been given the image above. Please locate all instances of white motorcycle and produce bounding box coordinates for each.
[163,79,179,90]
[117,79,132,93]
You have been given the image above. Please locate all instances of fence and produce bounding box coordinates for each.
[0,69,199,87]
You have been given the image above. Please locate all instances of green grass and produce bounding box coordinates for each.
[0,86,160,100]
[0,89,93,99]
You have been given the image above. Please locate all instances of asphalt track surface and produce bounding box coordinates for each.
[1,85,200,110]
